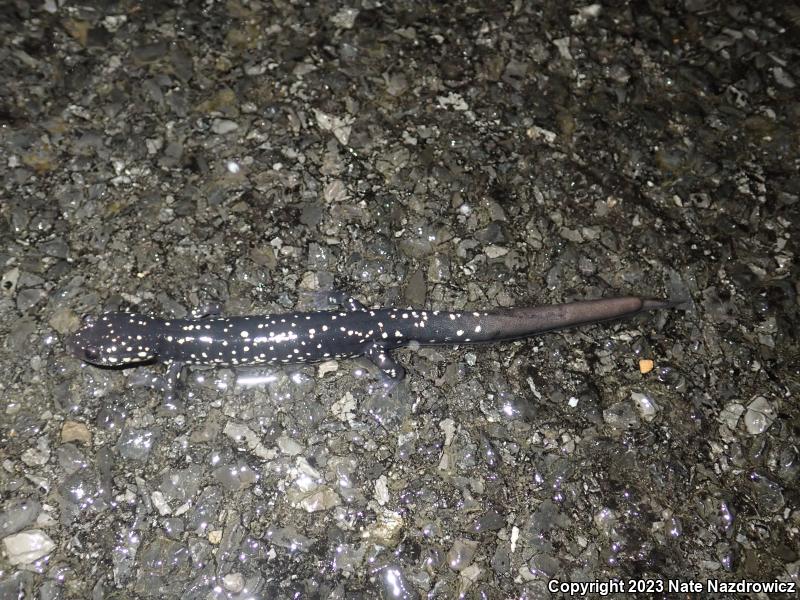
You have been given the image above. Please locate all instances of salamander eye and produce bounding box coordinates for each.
[81,314,96,327]
[83,346,101,361]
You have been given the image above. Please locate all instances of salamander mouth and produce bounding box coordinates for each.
[65,333,160,369]
[65,335,104,364]
[85,357,160,371]
[82,346,101,361]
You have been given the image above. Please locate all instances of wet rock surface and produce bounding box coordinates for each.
[1,1,798,597]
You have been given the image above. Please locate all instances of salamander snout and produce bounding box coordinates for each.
[66,315,105,365]
[65,332,100,362]
[66,312,160,367]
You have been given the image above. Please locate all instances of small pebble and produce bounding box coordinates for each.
[298,487,340,512]
[484,245,509,258]
[631,391,659,422]
[2,529,56,565]
[718,403,745,430]
[317,360,339,376]
[61,421,91,445]
[447,539,478,572]
[744,396,776,435]
[277,436,304,456]
[0,498,41,536]
[49,308,80,335]
[211,119,239,134]
[208,530,223,544]
[603,400,640,429]
[222,572,245,593]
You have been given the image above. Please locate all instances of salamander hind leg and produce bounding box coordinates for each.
[191,303,223,319]
[327,291,367,312]
[365,342,405,381]
[161,361,186,413]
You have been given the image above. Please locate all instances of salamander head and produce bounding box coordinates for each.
[66,313,160,367]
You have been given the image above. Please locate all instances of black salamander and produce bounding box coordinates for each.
[66,293,676,405]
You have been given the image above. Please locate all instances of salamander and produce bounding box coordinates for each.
[66,293,676,405]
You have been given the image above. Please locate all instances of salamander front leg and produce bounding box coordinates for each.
[161,360,185,412]
[191,303,222,319]
[327,291,367,312]
[365,342,405,381]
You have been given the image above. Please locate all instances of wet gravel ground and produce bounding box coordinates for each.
[1,0,799,598]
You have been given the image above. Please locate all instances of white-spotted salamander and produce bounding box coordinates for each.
[66,292,676,406]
